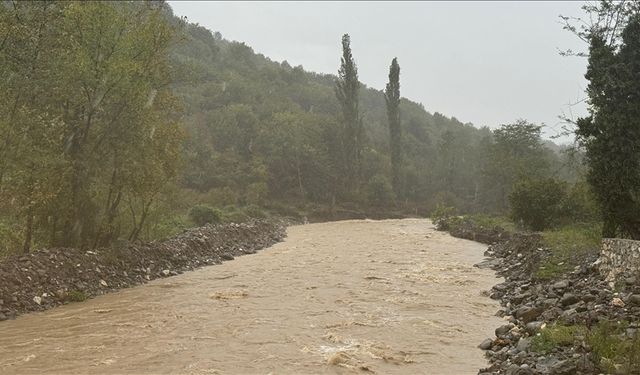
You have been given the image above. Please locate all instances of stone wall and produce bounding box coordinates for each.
[599,238,640,281]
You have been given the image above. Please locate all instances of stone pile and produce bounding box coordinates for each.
[0,220,286,321]
[474,235,640,374]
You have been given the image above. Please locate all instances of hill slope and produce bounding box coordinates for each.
[170,18,494,214]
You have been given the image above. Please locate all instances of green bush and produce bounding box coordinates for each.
[430,203,459,230]
[509,178,567,231]
[188,205,222,226]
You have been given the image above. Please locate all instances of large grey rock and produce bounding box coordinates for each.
[552,280,569,290]
[550,359,577,375]
[525,321,545,334]
[506,364,533,375]
[495,324,514,337]
[515,306,543,323]
[629,294,640,305]
[478,338,493,350]
[516,337,531,352]
[560,293,579,306]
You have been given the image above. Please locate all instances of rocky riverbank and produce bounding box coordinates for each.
[438,217,640,374]
[0,220,286,321]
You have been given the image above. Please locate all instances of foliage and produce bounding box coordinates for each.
[481,120,553,213]
[384,57,402,197]
[66,290,89,303]
[530,324,586,353]
[588,320,640,374]
[335,34,364,192]
[188,205,222,226]
[430,204,458,230]
[0,1,183,251]
[509,178,567,231]
[573,4,640,238]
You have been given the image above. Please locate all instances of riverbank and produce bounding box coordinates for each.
[0,220,286,321]
[436,216,640,374]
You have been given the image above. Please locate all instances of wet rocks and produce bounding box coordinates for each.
[515,306,543,323]
[495,324,515,337]
[479,338,494,350]
[560,293,579,306]
[0,220,287,320]
[446,224,640,375]
[524,321,545,334]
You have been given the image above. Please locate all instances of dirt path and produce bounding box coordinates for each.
[0,219,502,374]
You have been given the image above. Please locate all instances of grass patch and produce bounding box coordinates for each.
[535,223,601,279]
[66,290,89,303]
[464,214,517,232]
[588,320,640,374]
[531,324,586,353]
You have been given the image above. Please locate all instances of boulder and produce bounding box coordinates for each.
[515,306,543,323]
[560,293,579,307]
[479,338,494,350]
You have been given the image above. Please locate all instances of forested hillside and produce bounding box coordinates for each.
[169,15,579,215]
[0,1,583,254]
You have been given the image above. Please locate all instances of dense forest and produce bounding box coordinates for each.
[1,0,637,254]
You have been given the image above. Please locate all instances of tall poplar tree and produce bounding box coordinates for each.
[384,57,401,198]
[335,34,362,191]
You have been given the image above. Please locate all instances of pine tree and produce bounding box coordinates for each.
[335,34,362,192]
[384,57,401,198]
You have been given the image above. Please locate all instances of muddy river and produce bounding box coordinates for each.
[0,219,502,374]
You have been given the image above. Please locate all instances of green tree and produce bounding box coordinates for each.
[335,34,363,193]
[575,7,640,238]
[481,120,550,212]
[384,57,402,198]
[509,178,567,231]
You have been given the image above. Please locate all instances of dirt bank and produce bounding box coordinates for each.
[0,220,286,321]
[0,219,502,374]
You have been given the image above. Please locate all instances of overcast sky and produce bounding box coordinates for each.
[168,1,589,142]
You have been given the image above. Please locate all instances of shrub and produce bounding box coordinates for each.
[188,205,222,226]
[430,203,458,230]
[509,178,567,231]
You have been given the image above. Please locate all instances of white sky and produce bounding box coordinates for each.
[168,1,590,141]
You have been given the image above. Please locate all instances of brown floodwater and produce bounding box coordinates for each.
[0,219,502,374]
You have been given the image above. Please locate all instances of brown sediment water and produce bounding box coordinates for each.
[0,219,502,374]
